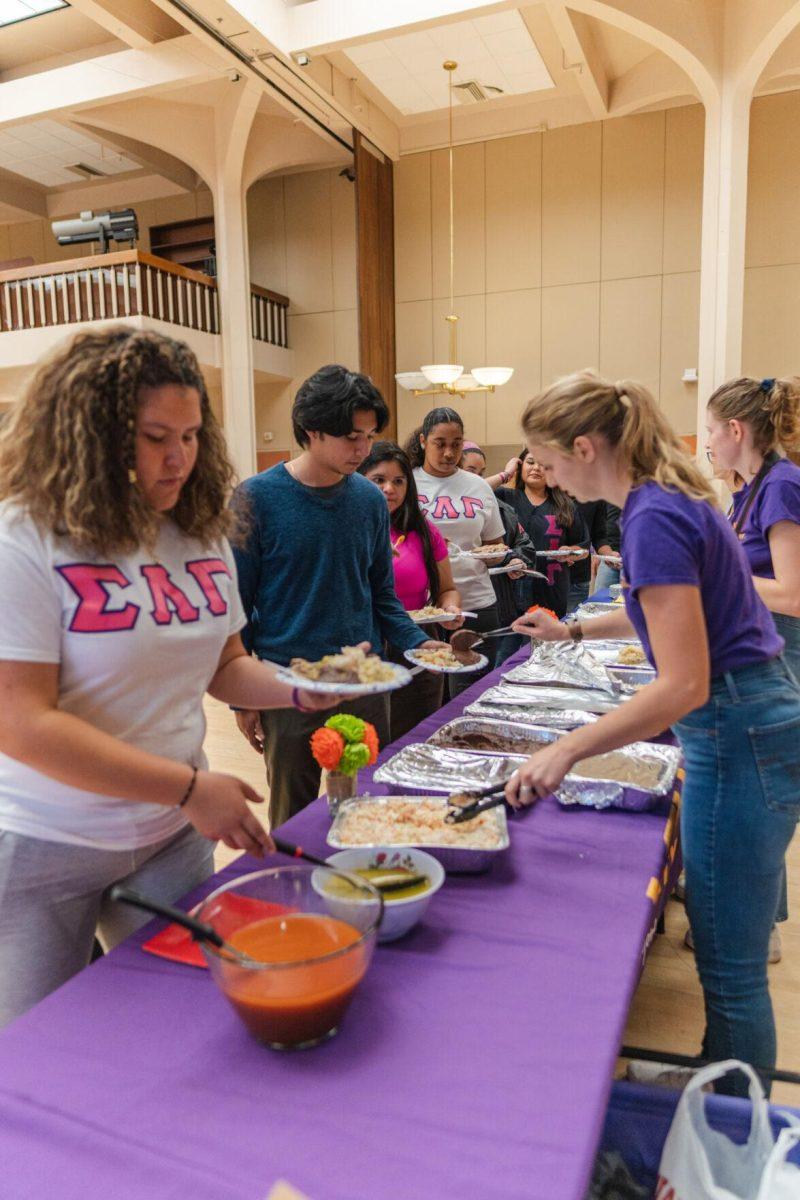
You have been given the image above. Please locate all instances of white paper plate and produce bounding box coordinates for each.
[598,554,622,567]
[404,648,489,675]
[408,609,477,625]
[276,661,412,696]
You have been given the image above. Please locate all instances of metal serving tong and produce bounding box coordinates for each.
[444,782,509,825]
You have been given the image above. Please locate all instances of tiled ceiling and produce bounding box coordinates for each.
[344,10,553,116]
[0,120,140,187]
[0,0,66,28]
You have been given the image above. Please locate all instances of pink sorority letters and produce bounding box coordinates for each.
[185,558,231,615]
[57,558,229,632]
[140,565,200,625]
[416,493,485,521]
[57,564,140,633]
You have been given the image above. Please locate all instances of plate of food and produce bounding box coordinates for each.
[277,645,412,695]
[534,548,588,560]
[407,605,477,625]
[598,553,622,568]
[404,646,488,674]
[464,543,510,564]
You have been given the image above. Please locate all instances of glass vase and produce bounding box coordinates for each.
[326,769,358,818]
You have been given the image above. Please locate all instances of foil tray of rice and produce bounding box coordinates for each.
[428,717,561,757]
[463,700,600,730]
[373,743,525,797]
[556,742,683,812]
[501,642,618,693]
[477,681,627,715]
[327,795,509,873]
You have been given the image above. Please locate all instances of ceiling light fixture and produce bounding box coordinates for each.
[396,61,513,401]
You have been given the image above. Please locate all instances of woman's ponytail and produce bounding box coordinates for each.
[403,426,425,468]
[708,375,800,454]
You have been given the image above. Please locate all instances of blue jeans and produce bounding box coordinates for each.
[595,562,620,592]
[567,579,590,614]
[771,612,800,924]
[674,656,800,1096]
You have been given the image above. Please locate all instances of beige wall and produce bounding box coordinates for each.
[395,105,705,449]
[743,91,800,380]
[0,189,214,266]
[247,168,358,455]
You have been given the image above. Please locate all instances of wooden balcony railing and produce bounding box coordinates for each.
[250,284,289,348]
[0,250,290,350]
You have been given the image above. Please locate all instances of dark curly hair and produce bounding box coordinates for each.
[0,326,238,555]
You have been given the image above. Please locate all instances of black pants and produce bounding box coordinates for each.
[260,692,390,829]
[387,656,444,742]
[447,603,500,699]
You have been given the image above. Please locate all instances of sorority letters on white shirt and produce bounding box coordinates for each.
[413,467,505,610]
[0,503,246,849]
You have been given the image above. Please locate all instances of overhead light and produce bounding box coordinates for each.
[395,62,514,402]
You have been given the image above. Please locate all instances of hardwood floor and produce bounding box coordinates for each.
[203,695,800,1106]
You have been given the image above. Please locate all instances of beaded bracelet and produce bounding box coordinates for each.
[178,766,198,808]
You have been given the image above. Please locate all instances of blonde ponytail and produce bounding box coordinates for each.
[708,376,800,454]
[521,370,716,504]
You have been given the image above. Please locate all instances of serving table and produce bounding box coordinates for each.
[0,642,680,1200]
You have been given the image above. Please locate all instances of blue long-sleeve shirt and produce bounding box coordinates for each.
[233,464,428,666]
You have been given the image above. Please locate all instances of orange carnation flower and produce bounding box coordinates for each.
[362,721,379,765]
[310,726,345,771]
[526,605,558,621]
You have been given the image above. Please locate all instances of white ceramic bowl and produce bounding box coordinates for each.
[322,847,445,942]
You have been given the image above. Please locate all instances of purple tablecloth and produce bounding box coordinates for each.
[0,645,679,1200]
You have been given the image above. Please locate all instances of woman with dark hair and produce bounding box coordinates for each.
[406,407,508,696]
[0,327,338,1028]
[359,442,462,738]
[497,449,588,618]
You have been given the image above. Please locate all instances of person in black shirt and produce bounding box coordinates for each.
[594,503,622,592]
[497,450,588,617]
[569,501,618,612]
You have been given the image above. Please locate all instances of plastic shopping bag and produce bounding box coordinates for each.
[656,1060,800,1199]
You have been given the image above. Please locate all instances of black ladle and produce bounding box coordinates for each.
[110,885,258,966]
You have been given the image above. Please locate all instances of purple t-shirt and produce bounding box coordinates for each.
[621,481,784,675]
[729,458,800,579]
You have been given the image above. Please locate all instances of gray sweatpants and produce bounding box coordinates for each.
[0,823,214,1029]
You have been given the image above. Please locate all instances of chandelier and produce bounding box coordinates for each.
[395,60,514,400]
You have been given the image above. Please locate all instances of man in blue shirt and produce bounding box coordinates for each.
[233,365,439,826]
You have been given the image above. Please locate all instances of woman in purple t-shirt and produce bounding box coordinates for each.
[705,376,800,955]
[505,370,800,1097]
[359,442,462,740]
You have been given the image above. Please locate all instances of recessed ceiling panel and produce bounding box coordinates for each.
[345,10,553,116]
[0,119,139,187]
[0,0,67,29]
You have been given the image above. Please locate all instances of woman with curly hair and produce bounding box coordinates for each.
[0,326,333,1028]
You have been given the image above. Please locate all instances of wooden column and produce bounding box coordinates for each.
[354,130,397,437]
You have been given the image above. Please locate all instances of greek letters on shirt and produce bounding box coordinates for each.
[416,493,485,520]
[56,557,232,633]
[542,514,564,586]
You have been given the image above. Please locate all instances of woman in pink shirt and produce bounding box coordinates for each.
[359,442,462,739]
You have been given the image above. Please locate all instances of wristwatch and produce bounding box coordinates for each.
[566,616,584,643]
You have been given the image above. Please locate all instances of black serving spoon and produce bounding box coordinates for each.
[445,782,510,825]
[272,837,427,893]
[110,885,259,966]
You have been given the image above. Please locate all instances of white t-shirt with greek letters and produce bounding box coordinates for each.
[413,467,505,610]
[0,503,246,849]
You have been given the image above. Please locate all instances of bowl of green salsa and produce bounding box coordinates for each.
[320,848,445,941]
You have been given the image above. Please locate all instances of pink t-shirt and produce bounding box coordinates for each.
[391,521,448,611]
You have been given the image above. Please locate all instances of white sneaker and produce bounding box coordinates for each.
[626,1060,711,1091]
[684,924,782,963]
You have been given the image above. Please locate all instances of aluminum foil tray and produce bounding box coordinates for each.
[478,681,627,714]
[501,642,617,692]
[428,716,562,757]
[463,701,599,730]
[327,794,509,874]
[607,666,656,690]
[583,640,647,665]
[557,741,682,812]
[575,601,626,620]
[374,743,526,795]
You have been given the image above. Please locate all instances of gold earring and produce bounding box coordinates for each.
[128,468,138,484]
